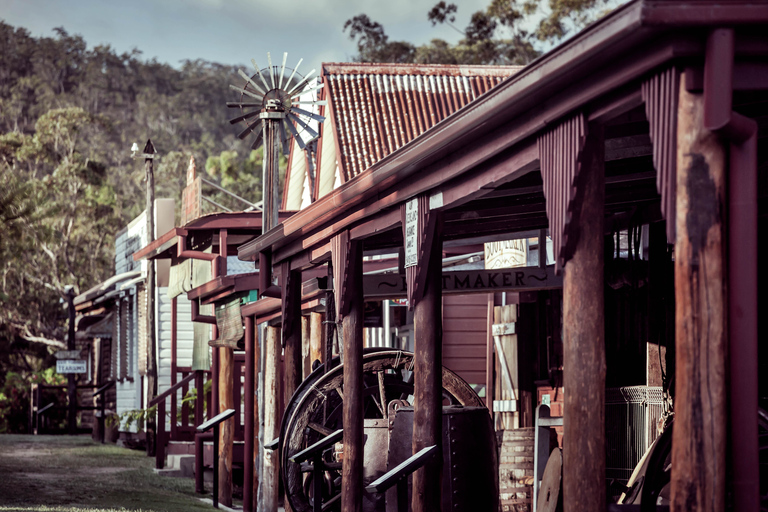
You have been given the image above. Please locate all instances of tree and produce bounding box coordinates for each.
[0,21,271,430]
[344,0,626,65]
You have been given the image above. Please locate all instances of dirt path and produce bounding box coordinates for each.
[0,435,215,512]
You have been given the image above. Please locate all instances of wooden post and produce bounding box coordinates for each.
[263,325,281,512]
[262,117,281,232]
[301,315,311,378]
[144,140,158,456]
[218,346,234,507]
[493,304,518,429]
[283,265,303,415]
[671,75,727,512]
[412,221,443,512]
[66,287,77,435]
[562,124,605,512]
[282,265,302,512]
[341,241,364,512]
[309,312,323,370]
[244,315,256,512]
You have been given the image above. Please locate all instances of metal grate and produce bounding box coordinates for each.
[605,386,664,482]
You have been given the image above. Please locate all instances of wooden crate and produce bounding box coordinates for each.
[497,428,534,512]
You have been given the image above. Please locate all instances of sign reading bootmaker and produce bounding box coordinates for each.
[364,266,561,299]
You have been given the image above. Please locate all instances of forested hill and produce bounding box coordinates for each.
[0,20,267,388]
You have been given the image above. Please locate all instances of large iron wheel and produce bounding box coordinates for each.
[279,350,483,512]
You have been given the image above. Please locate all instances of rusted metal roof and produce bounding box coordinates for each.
[642,67,680,244]
[321,63,521,184]
[538,113,587,273]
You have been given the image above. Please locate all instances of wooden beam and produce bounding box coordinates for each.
[262,325,281,512]
[562,124,605,512]
[670,73,727,512]
[411,216,443,512]
[340,240,364,512]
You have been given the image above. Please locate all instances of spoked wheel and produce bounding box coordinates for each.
[279,350,483,512]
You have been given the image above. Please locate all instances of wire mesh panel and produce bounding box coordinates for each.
[605,386,664,482]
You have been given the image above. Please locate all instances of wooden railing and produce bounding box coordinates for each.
[153,353,246,469]
[30,383,100,434]
[150,370,207,469]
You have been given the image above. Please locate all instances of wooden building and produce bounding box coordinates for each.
[234,1,767,511]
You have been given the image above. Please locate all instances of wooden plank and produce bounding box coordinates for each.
[670,74,727,512]
[442,357,487,372]
[562,123,606,512]
[443,317,489,333]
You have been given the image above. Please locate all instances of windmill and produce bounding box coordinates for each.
[228,53,326,231]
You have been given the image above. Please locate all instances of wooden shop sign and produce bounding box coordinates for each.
[364,266,561,299]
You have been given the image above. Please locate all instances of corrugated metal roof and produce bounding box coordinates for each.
[321,63,522,184]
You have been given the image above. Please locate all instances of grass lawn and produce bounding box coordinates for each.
[0,435,217,512]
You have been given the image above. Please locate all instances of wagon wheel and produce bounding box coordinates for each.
[279,350,483,512]
[759,407,768,512]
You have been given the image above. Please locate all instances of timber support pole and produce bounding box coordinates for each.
[701,28,759,512]
[282,263,302,512]
[263,325,281,512]
[66,287,77,435]
[340,239,364,512]
[244,315,256,512]
[218,346,235,507]
[412,217,443,512]
[143,139,158,457]
[562,124,605,512]
[671,68,729,512]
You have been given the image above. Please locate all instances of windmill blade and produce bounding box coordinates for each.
[287,69,316,97]
[227,101,263,108]
[287,113,319,140]
[250,128,264,149]
[284,58,303,93]
[278,119,290,155]
[229,84,263,101]
[229,110,261,125]
[294,100,327,106]
[290,83,324,100]
[283,119,306,151]
[278,52,288,89]
[251,59,272,92]
[267,52,276,90]
[237,69,267,96]
[237,118,262,140]
[289,106,326,123]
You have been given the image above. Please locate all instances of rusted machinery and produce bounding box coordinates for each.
[279,350,499,512]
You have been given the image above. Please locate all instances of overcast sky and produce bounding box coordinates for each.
[1,0,489,71]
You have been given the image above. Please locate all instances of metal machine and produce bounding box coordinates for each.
[279,350,499,512]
